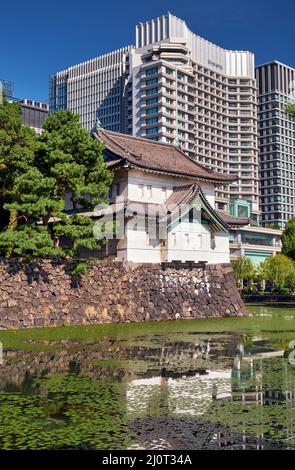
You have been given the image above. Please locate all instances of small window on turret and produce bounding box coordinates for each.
[210,232,216,250]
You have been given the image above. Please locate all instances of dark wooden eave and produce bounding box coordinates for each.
[93,129,238,185]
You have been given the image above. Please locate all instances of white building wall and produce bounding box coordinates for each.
[167,215,229,263]
[125,220,163,263]
[136,13,254,77]
[126,169,216,206]
[110,169,229,264]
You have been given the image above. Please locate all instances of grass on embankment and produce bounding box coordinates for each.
[0,303,295,351]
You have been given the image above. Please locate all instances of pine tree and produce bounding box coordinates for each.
[0,97,37,239]
[0,107,113,260]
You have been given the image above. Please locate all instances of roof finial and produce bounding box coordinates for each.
[95,118,103,131]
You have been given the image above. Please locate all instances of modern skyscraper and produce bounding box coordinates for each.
[49,46,133,132]
[256,61,295,228]
[49,13,259,219]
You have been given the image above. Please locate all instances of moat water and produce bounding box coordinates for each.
[0,304,295,450]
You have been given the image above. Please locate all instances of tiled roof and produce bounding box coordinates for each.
[80,183,249,230]
[87,185,201,222]
[94,129,238,184]
[216,210,249,226]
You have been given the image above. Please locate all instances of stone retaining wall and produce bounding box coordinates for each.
[0,258,246,329]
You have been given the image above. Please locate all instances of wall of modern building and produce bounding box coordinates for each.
[19,99,49,134]
[49,13,259,220]
[49,47,133,132]
[256,61,295,228]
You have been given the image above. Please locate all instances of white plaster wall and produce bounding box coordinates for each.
[126,169,216,206]
[125,219,162,263]
[118,208,229,264]
[109,170,128,202]
[108,169,228,264]
[167,213,229,263]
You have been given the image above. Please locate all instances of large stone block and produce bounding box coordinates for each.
[0,258,246,329]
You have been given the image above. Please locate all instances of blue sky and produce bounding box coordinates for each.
[1,0,294,102]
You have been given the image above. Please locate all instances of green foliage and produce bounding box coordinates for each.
[0,225,63,259]
[0,376,129,450]
[282,217,295,259]
[1,315,295,448]
[71,261,91,278]
[286,102,295,116]
[0,107,113,261]
[0,99,37,231]
[260,253,295,292]
[231,257,255,287]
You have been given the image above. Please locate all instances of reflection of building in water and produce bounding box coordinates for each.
[127,369,233,417]
[220,340,295,448]
[127,337,295,449]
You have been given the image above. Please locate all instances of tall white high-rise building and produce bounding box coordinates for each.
[49,46,133,132]
[49,13,259,219]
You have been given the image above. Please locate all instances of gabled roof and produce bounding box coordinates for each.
[93,129,238,184]
[84,184,250,233]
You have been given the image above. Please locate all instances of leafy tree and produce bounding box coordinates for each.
[282,217,295,260]
[231,257,255,289]
[0,109,113,261]
[260,254,295,292]
[266,223,280,230]
[286,102,295,116]
[0,98,37,233]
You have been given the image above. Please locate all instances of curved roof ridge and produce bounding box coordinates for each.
[94,129,238,183]
[100,128,220,173]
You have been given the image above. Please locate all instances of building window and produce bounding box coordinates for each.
[165,67,173,75]
[146,67,158,76]
[146,117,158,125]
[211,233,216,250]
[146,98,158,105]
[172,233,176,246]
[146,127,158,135]
[185,233,190,247]
[146,78,157,86]
[147,185,152,198]
[115,183,120,197]
[146,107,158,115]
[146,87,158,96]
[138,184,144,197]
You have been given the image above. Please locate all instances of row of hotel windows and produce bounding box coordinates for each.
[259,123,295,134]
[144,65,252,88]
[259,121,295,131]
[258,93,287,103]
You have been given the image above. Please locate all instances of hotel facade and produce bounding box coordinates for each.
[256,61,295,228]
[49,13,259,222]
